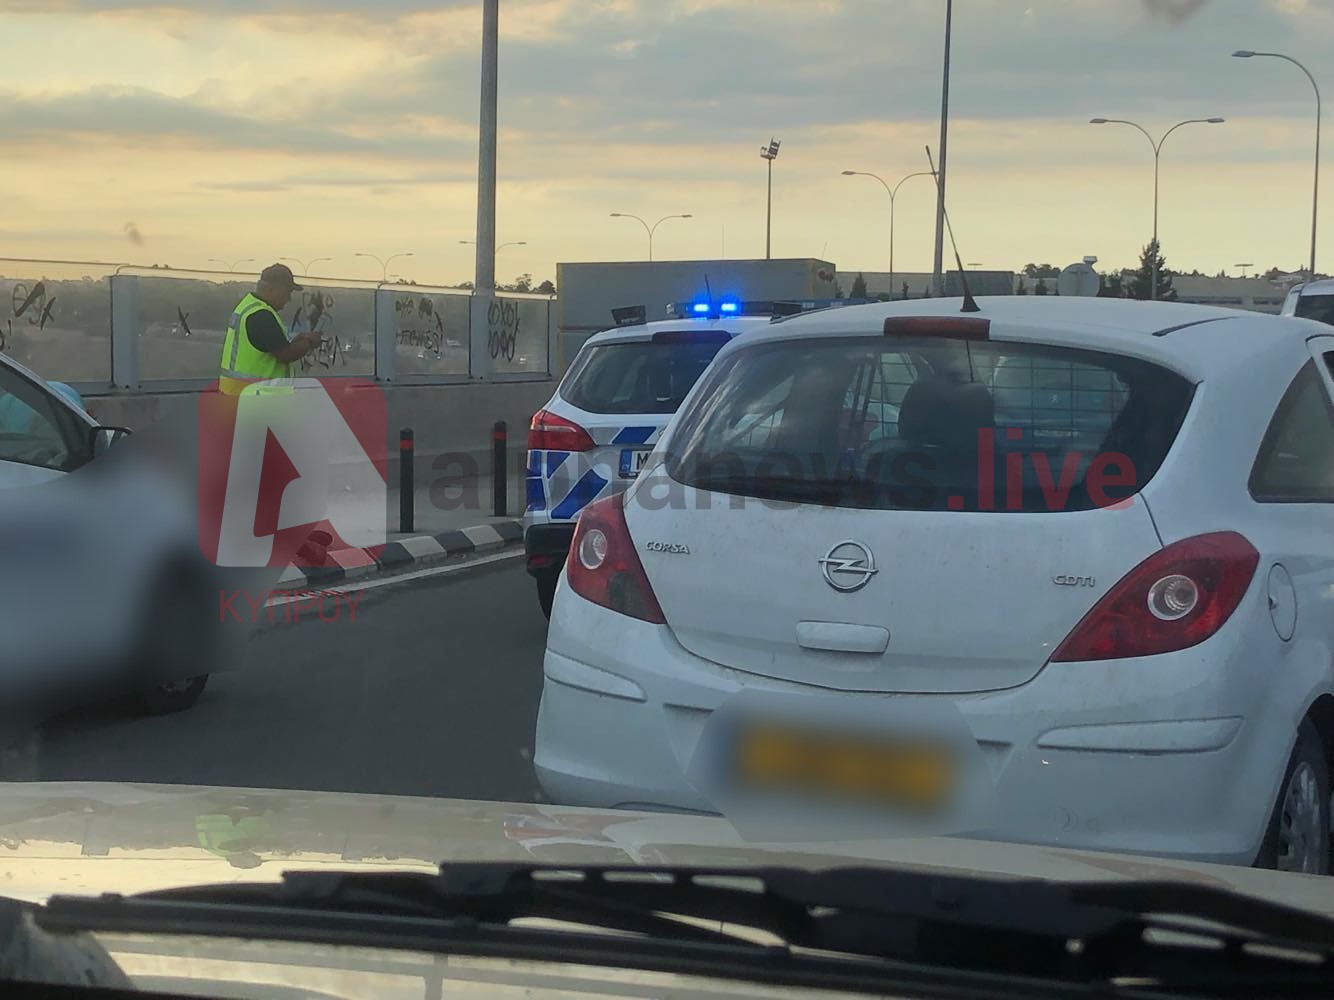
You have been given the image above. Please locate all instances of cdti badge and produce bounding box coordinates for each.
[198,378,386,568]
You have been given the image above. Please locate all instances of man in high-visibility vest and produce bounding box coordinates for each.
[218,263,319,395]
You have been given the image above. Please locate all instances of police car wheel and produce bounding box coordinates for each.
[536,571,558,619]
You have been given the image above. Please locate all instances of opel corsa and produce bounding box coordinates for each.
[535,296,1334,874]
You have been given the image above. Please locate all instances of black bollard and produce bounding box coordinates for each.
[492,420,507,518]
[399,428,414,533]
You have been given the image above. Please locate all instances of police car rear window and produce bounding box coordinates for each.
[560,338,729,415]
[1294,293,1334,327]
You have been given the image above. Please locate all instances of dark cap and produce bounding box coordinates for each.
[259,263,302,291]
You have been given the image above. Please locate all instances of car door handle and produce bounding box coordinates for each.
[796,621,890,654]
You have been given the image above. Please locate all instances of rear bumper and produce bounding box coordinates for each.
[524,523,576,577]
[535,591,1301,868]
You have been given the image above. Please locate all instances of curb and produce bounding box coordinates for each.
[275,520,525,589]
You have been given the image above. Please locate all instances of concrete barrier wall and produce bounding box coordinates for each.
[85,379,556,476]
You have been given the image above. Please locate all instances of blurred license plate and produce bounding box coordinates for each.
[619,448,652,479]
[735,725,953,809]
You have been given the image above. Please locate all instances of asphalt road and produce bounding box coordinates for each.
[30,554,549,804]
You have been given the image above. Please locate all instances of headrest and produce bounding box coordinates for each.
[899,377,995,452]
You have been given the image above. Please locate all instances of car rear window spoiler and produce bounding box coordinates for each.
[1151,316,1233,338]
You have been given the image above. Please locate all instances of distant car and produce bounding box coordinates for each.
[1281,278,1334,326]
[0,353,253,722]
[536,296,1334,874]
[522,303,775,617]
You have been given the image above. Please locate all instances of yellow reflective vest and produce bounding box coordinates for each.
[219,292,291,396]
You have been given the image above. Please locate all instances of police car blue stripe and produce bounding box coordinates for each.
[526,476,546,512]
[527,451,542,476]
[545,451,569,477]
[550,469,609,520]
[612,426,655,446]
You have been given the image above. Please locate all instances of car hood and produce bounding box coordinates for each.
[0,781,1327,915]
[0,459,64,488]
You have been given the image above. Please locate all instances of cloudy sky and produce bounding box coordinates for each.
[0,0,1328,284]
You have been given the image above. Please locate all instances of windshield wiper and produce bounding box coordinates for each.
[38,863,1334,998]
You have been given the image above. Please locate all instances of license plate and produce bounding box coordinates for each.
[619,448,652,479]
[734,725,954,810]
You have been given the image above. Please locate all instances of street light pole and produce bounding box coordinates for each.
[279,256,332,277]
[760,139,781,260]
[475,0,499,292]
[842,169,935,300]
[609,213,691,261]
[208,257,255,273]
[461,240,527,253]
[1089,116,1225,299]
[932,0,954,297]
[354,251,414,282]
[1233,51,1321,279]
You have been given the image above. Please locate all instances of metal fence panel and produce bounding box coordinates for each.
[0,259,113,383]
[386,287,471,377]
[488,295,550,375]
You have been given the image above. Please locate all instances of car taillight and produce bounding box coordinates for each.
[528,409,596,452]
[565,494,666,624]
[1050,531,1260,662]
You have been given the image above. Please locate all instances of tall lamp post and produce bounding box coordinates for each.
[608,214,691,261]
[1088,116,1225,299]
[354,251,414,283]
[1233,51,1321,280]
[760,138,781,260]
[279,256,332,276]
[931,0,955,297]
[841,169,935,300]
[460,240,527,253]
[208,257,254,273]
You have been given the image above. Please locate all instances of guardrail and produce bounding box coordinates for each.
[0,258,556,395]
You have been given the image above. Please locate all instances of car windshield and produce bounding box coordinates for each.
[667,336,1191,512]
[560,337,728,414]
[5,1,1334,997]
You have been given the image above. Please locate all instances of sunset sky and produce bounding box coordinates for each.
[0,0,1328,285]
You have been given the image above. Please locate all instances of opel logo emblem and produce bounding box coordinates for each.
[819,540,878,593]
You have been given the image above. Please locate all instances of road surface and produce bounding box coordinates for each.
[32,555,548,805]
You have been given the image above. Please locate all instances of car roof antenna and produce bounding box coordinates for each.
[925,145,980,314]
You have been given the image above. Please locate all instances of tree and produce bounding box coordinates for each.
[1014,276,1027,296]
[1034,277,1049,296]
[901,281,910,301]
[833,279,845,300]
[1098,272,1125,298]
[1023,263,1060,279]
[850,273,868,299]
[535,279,556,295]
[1127,239,1177,301]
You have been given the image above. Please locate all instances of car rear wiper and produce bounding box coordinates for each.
[38,863,1334,998]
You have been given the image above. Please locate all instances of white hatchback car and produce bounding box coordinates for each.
[535,296,1334,873]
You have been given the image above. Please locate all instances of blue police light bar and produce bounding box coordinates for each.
[719,301,740,313]
[692,302,710,314]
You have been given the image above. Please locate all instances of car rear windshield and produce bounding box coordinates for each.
[1294,293,1334,326]
[666,336,1194,513]
[559,336,729,414]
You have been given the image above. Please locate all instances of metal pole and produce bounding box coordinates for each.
[932,0,953,297]
[888,193,896,301]
[474,0,499,292]
[766,157,773,260]
[1151,148,1160,300]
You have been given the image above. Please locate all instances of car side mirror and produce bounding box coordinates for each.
[90,425,133,457]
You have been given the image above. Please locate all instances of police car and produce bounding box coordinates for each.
[1281,278,1334,327]
[524,298,814,616]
